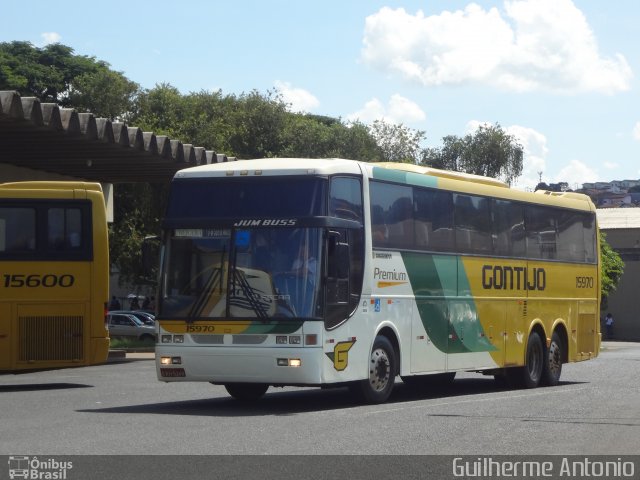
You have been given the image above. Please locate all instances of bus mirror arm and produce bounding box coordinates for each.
[141,235,160,275]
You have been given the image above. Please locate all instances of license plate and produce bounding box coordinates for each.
[160,367,186,377]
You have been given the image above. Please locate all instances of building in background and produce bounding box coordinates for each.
[597,209,640,341]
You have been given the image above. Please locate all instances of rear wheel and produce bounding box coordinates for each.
[350,336,396,404]
[507,332,544,388]
[224,383,268,401]
[542,331,563,386]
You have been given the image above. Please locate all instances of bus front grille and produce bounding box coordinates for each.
[18,315,84,362]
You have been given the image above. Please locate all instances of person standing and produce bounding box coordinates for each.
[108,295,121,311]
[605,313,614,340]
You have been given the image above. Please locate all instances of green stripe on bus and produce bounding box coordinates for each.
[372,167,438,188]
[402,252,495,354]
[244,321,303,334]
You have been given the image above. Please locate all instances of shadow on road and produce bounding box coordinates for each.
[76,377,585,417]
[0,383,92,393]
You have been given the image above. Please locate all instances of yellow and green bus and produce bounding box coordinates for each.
[155,159,600,403]
[0,181,110,372]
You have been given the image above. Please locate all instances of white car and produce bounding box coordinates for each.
[107,312,156,342]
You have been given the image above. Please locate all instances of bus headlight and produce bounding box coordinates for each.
[277,358,302,367]
[161,335,173,343]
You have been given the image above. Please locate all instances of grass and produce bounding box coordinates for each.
[109,337,156,350]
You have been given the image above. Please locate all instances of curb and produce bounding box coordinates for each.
[107,349,155,362]
[107,349,126,362]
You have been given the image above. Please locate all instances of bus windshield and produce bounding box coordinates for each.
[160,227,323,320]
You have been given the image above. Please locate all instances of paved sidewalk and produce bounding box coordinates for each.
[601,340,639,349]
[107,350,154,362]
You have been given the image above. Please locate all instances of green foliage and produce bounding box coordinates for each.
[132,86,382,161]
[369,119,425,163]
[2,41,536,291]
[600,232,624,304]
[0,41,138,119]
[422,123,524,185]
[109,337,155,349]
[68,68,140,121]
[109,183,168,286]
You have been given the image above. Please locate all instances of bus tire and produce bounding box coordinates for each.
[542,331,563,386]
[507,332,544,389]
[351,335,396,404]
[224,383,268,401]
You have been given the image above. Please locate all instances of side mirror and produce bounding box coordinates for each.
[141,235,160,274]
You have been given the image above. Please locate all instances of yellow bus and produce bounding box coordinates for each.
[155,159,600,403]
[0,181,110,372]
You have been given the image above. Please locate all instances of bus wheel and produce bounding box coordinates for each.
[224,383,268,401]
[351,336,396,403]
[507,333,544,389]
[542,332,563,386]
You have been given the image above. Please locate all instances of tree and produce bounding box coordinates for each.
[369,119,426,163]
[600,232,624,308]
[109,183,169,286]
[0,41,138,119]
[68,68,139,121]
[422,123,524,185]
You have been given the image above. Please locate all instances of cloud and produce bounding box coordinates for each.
[40,32,61,45]
[633,122,640,141]
[361,0,632,94]
[274,81,320,113]
[554,160,599,188]
[347,94,426,124]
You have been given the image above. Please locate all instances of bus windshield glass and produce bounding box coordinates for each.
[166,177,326,219]
[160,227,323,320]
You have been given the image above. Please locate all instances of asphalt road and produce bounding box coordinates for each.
[1,342,639,456]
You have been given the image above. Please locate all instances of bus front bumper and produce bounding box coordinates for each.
[155,345,324,385]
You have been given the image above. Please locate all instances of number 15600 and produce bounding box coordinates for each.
[3,274,75,288]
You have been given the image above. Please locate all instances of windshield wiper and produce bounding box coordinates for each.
[188,267,222,318]
[229,270,269,321]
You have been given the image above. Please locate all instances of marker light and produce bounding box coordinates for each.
[305,334,318,346]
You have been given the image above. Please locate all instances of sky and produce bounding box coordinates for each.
[2,0,639,190]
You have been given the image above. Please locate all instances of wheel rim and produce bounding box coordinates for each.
[368,347,391,392]
[547,341,562,378]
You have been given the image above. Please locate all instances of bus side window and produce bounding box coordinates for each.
[0,207,36,252]
[48,207,83,251]
[330,177,363,222]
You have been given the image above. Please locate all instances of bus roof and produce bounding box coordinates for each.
[371,162,510,188]
[0,181,103,193]
[173,158,595,212]
[173,158,363,179]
